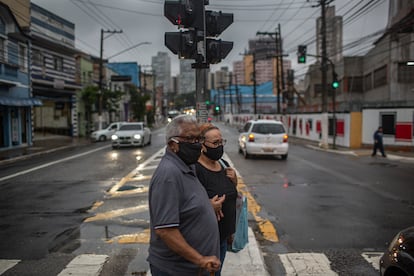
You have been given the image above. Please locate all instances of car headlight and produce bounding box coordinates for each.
[134,134,142,140]
[111,134,118,140]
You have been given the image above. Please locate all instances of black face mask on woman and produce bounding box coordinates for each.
[176,141,202,165]
[203,144,224,161]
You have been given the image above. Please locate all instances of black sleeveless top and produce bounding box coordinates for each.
[195,160,238,241]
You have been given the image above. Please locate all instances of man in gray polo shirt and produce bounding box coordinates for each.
[148,115,221,275]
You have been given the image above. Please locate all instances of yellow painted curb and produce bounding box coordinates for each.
[237,177,279,243]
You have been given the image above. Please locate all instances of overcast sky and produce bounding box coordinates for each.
[31,0,389,77]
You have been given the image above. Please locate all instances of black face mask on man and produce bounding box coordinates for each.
[203,144,224,161]
[173,140,202,165]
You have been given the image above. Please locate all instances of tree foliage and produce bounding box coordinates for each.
[129,87,150,122]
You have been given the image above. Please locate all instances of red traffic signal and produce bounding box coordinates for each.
[164,0,204,29]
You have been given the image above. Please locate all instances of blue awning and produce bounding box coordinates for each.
[0,96,43,106]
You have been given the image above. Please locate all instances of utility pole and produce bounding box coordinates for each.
[278,24,286,114]
[257,24,287,114]
[309,0,332,148]
[98,28,122,130]
[234,73,241,114]
[228,72,233,114]
[252,52,257,115]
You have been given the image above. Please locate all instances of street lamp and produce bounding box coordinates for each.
[107,42,151,60]
[98,34,151,130]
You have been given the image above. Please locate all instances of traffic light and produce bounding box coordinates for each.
[204,10,233,64]
[297,45,307,64]
[332,72,339,89]
[206,39,233,64]
[164,0,204,29]
[164,0,233,66]
[214,105,221,115]
[165,31,197,59]
[164,0,204,62]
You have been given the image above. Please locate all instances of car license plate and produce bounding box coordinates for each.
[262,147,273,152]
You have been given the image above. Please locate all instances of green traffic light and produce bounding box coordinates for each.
[332,81,339,89]
[298,56,306,64]
[215,106,220,111]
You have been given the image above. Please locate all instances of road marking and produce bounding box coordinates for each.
[280,253,338,276]
[107,229,151,244]
[361,252,382,271]
[0,259,19,274]
[223,153,279,243]
[0,145,111,183]
[84,205,148,222]
[57,254,108,276]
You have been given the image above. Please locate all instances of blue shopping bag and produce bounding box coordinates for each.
[230,194,248,252]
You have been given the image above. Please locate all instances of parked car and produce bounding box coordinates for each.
[380,226,414,276]
[111,122,151,149]
[238,119,289,160]
[90,122,124,142]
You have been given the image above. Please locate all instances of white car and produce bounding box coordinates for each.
[111,122,151,149]
[90,122,124,142]
[238,120,289,160]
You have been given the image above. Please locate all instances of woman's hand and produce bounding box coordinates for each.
[210,194,225,221]
[225,167,238,186]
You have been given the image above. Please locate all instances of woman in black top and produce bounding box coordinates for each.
[196,123,238,276]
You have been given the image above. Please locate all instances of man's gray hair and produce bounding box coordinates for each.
[165,114,197,143]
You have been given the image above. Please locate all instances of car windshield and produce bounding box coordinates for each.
[119,124,142,131]
[252,123,285,134]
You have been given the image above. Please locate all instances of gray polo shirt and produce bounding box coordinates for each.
[147,150,220,275]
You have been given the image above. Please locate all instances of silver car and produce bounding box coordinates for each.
[111,122,151,149]
[238,120,289,160]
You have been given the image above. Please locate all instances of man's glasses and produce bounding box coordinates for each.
[203,139,227,147]
[170,136,202,143]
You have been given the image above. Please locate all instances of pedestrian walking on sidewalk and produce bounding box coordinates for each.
[196,123,238,276]
[372,126,386,157]
[147,115,221,276]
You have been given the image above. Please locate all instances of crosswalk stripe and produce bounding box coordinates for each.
[279,253,338,276]
[57,254,108,276]
[0,251,382,275]
[0,259,19,274]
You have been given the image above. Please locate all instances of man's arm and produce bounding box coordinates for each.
[155,227,221,272]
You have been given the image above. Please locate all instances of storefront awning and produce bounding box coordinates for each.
[0,96,43,107]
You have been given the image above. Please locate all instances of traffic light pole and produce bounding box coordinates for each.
[195,67,209,123]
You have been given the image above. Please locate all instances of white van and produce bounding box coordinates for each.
[90,122,125,142]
